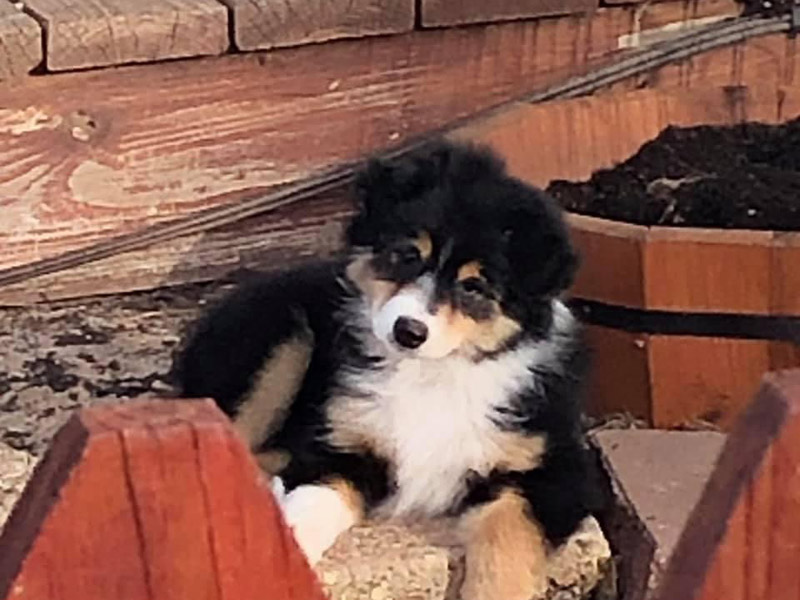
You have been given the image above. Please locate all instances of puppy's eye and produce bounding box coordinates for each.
[460,277,492,298]
[389,246,422,266]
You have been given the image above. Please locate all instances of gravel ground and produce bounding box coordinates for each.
[0,281,241,455]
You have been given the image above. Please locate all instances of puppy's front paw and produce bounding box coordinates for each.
[280,483,362,566]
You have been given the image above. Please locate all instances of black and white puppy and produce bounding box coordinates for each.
[173,141,600,600]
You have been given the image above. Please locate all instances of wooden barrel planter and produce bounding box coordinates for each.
[568,215,800,429]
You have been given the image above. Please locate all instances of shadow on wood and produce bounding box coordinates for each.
[0,399,325,600]
[653,368,800,600]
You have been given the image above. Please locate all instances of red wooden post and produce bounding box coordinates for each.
[0,399,326,600]
[654,369,800,600]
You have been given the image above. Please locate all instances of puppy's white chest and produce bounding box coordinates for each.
[335,348,539,516]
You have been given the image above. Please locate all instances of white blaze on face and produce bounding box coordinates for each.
[371,276,460,359]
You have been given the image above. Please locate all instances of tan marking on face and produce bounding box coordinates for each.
[469,313,523,353]
[414,231,433,261]
[323,477,367,520]
[461,490,548,600]
[346,253,399,309]
[436,303,523,355]
[233,328,313,450]
[457,261,483,282]
[254,450,291,475]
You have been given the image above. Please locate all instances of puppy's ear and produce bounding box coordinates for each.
[354,143,454,213]
[353,158,401,218]
[505,192,579,298]
[347,143,452,246]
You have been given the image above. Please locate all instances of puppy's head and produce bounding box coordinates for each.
[345,141,577,360]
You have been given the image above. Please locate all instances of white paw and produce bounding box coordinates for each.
[280,484,359,566]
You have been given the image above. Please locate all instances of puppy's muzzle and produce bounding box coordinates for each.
[393,317,428,349]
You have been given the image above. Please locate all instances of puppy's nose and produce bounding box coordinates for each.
[393,317,428,349]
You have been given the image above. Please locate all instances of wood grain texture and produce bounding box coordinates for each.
[697,496,747,600]
[0,191,353,305]
[0,400,325,600]
[745,444,774,600]
[690,371,800,600]
[771,342,800,372]
[222,0,414,51]
[771,232,800,316]
[22,0,228,71]
[0,8,653,303]
[0,2,43,79]
[420,0,596,27]
[654,369,800,600]
[611,33,797,101]
[649,336,771,430]
[566,214,646,308]
[582,325,651,421]
[765,396,800,600]
[644,228,774,315]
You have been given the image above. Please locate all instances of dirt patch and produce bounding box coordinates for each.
[549,118,800,231]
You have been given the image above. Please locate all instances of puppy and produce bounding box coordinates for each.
[173,141,600,600]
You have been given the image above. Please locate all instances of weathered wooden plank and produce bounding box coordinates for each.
[221,0,414,51]
[22,0,228,71]
[0,9,649,302]
[420,0,596,27]
[0,399,326,600]
[0,189,352,305]
[0,2,43,79]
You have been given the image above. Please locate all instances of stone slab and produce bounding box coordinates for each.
[592,429,727,596]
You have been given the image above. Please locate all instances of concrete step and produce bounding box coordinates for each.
[592,430,726,600]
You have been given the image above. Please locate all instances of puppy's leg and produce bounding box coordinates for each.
[460,489,548,600]
[280,478,365,565]
[233,326,314,451]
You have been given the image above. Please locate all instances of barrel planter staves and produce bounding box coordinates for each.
[567,215,800,429]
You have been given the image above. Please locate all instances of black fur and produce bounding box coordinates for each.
[173,140,600,546]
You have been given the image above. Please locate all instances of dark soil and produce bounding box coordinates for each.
[548,118,800,231]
